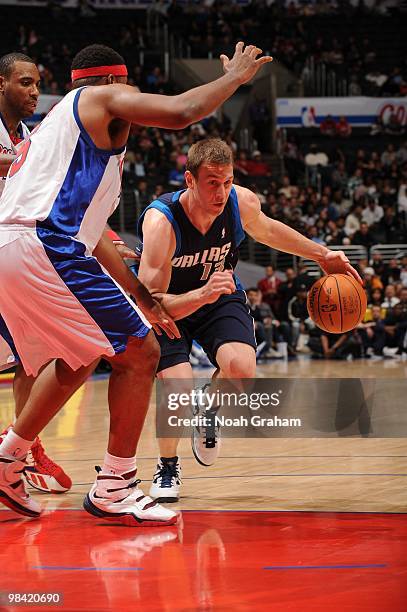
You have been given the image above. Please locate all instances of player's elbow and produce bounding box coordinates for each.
[169,97,201,129]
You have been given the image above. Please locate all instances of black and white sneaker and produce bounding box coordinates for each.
[191,385,221,466]
[149,457,181,503]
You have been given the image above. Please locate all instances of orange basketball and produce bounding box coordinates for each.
[307,273,367,333]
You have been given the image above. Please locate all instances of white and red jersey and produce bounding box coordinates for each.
[0,88,125,254]
[0,113,30,196]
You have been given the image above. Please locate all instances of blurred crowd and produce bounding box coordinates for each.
[123,121,407,252]
[4,1,405,99]
[165,0,406,97]
[248,255,407,362]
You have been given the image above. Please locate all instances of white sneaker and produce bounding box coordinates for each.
[383,347,399,358]
[149,456,181,503]
[0,456,42,518]
[83,467,177,527]
[191,385,222,467]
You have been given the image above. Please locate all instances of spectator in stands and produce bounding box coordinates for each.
[308,225,326,245]
[245,150,271,177]
[287,284,315,350]
[305,144,329,187]
[277,267,297,321]
[320,114,337,137]
[357,305,386,357]
[363,266,384,300]
[331,168,349,199]
[383,300,407,355]
[378,206,399,242]
[234,150,250,176]
[361,197,384,227]
[397,180,407,216]
[257,265,281,312]
[381,144,397,167]
[382,284,400,310]
[246,288,283,359]
[336,116,352,138]
[168,161,185,188]
[305,144,329,168]
[383,258,401,286]
[352,221,375,249]
[344,204,363,237]
[308,329,362,359]
[279,175,295,199]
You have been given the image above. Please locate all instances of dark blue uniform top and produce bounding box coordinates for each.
[137,186,246,294]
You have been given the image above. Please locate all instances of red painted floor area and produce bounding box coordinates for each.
[0,510,406,612]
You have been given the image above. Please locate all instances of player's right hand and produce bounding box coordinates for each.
[201,271,236,305]
[220,42,273,85]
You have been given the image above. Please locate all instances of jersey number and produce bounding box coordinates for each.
[9,139,31,178]
[200,259,225,281]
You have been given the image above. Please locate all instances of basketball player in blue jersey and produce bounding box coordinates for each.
[137,138,362,502]
[0,52,73,495]
[0,43,272,525]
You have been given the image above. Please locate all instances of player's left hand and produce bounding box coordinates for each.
[319,250,362,284]
[115,243,141,260]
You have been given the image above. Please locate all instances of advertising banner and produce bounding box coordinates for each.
[276,97,407,127]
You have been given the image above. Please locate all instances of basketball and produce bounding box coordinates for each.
[307,273,367,333]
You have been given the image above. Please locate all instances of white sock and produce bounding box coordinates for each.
[101,451,137,476]
[0,429,34,460]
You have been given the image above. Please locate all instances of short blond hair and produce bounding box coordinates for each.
[186,138,233,177]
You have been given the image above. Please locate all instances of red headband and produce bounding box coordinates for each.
[71,64,128,82]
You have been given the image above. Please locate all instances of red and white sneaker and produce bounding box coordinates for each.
[0,427,72,494]
[25,438,72,493]
[84,467,178,527]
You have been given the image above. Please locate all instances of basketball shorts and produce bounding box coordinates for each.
[156,290,256,373]
[0,227,150,377]
[0,314,19,371]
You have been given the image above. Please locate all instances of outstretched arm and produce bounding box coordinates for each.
[93,231,179,339]
[138,209,235,320]
[237,185,362,282]
[86,43,272,130]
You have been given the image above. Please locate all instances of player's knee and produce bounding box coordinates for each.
[115,332,160,374]
[222,357,256,379]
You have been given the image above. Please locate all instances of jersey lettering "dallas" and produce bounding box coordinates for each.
[138,188,245,294]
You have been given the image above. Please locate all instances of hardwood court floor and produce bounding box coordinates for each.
[0,357,406,513]
[0,358,406,611]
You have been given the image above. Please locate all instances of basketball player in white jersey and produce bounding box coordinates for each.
[0,43,272,526]
[0,52,73,495]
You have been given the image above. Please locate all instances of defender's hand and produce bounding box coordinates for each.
[133,285,180,339]
[220,42,273,85]
[115,243,140,260]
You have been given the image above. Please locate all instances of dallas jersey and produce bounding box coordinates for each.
[0,87,149,377]
[0,112,30,196]
[137,188,256,372]
[138,188,245,294]
[0,88,124,254]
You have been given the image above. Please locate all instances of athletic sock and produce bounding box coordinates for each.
[0,429,34,460]
[101,451,137,476]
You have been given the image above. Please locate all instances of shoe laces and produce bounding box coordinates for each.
[202,409,219,449]
[156,458,180,489]
[29,438,59,475]
[193,384,219,448]
[95,468,158,509]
